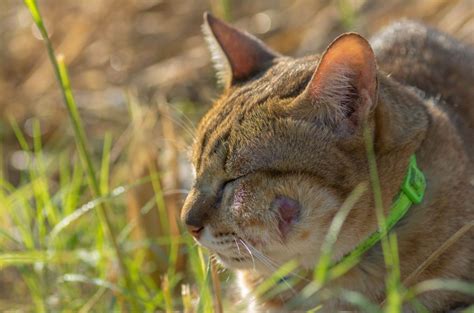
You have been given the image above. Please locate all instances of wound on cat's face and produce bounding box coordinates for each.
[272,196,301,238]
[181,13,379,272]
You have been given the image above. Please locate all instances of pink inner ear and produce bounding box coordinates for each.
[272,196,301,238]
[310,33,377,100]
[299,33,377,127]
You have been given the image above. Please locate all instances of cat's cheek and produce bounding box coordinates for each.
[272,196,301,238]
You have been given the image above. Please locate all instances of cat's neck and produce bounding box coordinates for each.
[351,79,473,299]
[392,89,472,266]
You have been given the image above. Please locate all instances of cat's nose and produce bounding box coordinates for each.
[184,211,206,238]
[187,225,204,238]
[181,188,213,238]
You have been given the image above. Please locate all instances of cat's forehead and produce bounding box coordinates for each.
[215,55,319,111]
[243,55,319,98]
[192,55,329,176]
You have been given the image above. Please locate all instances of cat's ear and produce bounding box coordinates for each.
[293,33,377,133]
[202,12,279,87]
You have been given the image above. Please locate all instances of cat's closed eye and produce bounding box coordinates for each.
[217,175,245,205]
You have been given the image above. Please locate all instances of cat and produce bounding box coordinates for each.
[181,12,474,312]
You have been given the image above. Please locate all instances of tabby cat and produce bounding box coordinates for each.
[181,13,474,312]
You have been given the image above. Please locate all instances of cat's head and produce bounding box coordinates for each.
[181,13,425,272]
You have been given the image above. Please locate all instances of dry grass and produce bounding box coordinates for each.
[0,0,473,311]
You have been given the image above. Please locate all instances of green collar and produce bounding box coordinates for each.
[332,154,427,269]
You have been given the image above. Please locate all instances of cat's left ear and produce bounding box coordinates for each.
[292,33,377,134]
[202,12,279,87]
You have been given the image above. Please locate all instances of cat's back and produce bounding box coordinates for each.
[370,21,474,150]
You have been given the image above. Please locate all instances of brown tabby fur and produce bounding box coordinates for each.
[181,15,474,312]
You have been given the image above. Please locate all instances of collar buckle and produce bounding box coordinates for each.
[401,155,426,204]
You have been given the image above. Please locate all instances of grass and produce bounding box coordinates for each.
[0,1,215,312]
[0,0,472,312]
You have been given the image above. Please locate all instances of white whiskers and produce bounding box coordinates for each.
[237,239,305,296]
[240,239,312,285]
[238,238,256,271]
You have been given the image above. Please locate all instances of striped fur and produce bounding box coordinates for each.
[182,19,474,312]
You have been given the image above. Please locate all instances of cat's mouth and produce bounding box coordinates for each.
[193,227,267,269]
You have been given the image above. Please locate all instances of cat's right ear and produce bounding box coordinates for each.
[290,33,377,135]
[202,12,279,87]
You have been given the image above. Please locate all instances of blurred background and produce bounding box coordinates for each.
[0,0,473,311]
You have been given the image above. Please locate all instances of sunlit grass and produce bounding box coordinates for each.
[0,0,471,312]
[0,0,214,312]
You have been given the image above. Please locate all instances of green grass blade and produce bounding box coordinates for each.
[23,1,138,309]
[363,123,403,312]
[22,271,46,313]
[337,289,381,313]
[0,180,36,249]
[60,273,125,296]
[408,278,474,298]
[63,156,84,216]
[9,117,30,152]
[316,182,366,283]
[253,259,299,299]
[32,119,59,229]
[100,132,112,195]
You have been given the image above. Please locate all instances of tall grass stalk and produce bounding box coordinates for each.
[23,0,138,310]
[316,182,367,283]
[363,123,402,312]
[403,220,474,287]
